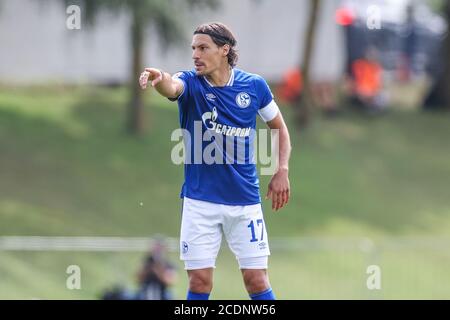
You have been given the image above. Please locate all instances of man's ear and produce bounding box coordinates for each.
[222,44,230,56]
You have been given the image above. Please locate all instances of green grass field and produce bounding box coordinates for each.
[1,86,449,299]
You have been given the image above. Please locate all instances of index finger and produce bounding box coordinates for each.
[145,68,162,77]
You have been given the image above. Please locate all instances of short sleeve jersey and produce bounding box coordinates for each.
[173,68,276,205]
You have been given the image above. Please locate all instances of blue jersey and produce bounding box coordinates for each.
[173,68,275,205]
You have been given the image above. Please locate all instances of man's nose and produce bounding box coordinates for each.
[192,49,200,60]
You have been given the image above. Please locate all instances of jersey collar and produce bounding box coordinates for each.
[203,68,234,87]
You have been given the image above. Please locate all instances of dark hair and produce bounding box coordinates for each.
[194,22,238,67]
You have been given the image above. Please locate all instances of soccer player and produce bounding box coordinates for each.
[139,22,291,300]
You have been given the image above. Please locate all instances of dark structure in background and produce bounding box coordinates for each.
[336,2,448,110]
[338,4,445,78]
[423,1,450,110]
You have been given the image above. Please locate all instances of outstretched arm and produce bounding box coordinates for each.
[139,67,184,99]
[265,112,292,211]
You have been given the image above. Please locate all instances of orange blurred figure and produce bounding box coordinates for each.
[351,58,382,99]
[277,68,303,104]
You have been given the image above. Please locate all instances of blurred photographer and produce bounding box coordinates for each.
[135,237,177,300]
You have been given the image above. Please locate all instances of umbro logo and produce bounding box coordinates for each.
[205,93,216,102]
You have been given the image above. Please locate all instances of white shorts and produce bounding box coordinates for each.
[180,197,270,269]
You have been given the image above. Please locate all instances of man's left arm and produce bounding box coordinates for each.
[265,112,292,211]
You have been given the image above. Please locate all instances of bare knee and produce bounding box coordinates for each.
[241,269,270,294]
[188,269,213,293]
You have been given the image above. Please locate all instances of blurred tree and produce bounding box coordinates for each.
[427,0,447,13]
[66,0,218,135]
[423,0,450,110]
[296,0,321,127]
